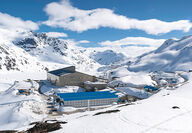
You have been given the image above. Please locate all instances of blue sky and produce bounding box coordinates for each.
[0,0,192,47]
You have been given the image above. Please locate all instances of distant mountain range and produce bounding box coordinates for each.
[129,35,192,72]
[0,32,126,75]
[0,32,192,74]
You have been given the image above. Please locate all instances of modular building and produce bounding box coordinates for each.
[47,66,96,87]
[55,91,118,108]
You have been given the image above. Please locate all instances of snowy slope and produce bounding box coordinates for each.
[107,66,155,88]
[0,31,104,75]
[129,36,192,72]
[15,32,101,74]
[51,73,192,133]
[0,31,130,79]
[0,43,46,71]
[0,79,47,130]
[1,69,191,132]
[89,50,126,65]
[1,30,192,132]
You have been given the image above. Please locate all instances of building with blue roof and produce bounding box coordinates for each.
[55,91,118,108]
[144,85,159,92]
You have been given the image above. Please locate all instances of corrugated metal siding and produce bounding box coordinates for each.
[64,98,117,107]
[56,91,118,107]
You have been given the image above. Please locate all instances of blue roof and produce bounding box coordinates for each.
[56,91,118,101]
[19,89,25,93]
[144,85,158,91]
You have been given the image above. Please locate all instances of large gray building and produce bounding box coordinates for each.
[47,66,96,87]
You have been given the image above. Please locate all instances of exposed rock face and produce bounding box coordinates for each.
[0,44,44,71]
[0,32,101,73]
[26,120,67,133]
[16,32,68,56]
[14,32,100,73]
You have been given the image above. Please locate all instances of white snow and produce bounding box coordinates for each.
[89,50,126,65]
[51,73,192,133]
[116,87,152,99]
[129,36,192,72]
[57,106,77,113]
[0,31,192,133]
[0,72,47,130]
[107,67,155,88]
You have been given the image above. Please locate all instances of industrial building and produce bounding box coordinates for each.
[55,91,118,108]
[47,66,96,87]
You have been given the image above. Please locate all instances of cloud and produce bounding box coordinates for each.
[46,32,68,38]
[0,12,39,43]
[99,37,165,48]
[78,40,90,44]
[60,39,90,47]
[98,37,167,57]
[43,0,192,34]
[0,12,38,31]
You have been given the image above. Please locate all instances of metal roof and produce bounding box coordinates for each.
[49,69,74,76]
[48,66,75,76]
[144,85,158,91]
[56,91,118,101]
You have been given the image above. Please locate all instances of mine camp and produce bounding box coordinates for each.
[47,66,118,108]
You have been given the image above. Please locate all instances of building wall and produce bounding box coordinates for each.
[63,98,117,108]
[58,72,95,87]
[84,83,107,91]
[47,73,60,85]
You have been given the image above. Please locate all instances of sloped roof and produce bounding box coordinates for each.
[48,66,75,76]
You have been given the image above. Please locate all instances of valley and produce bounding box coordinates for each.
[0,33,192,132]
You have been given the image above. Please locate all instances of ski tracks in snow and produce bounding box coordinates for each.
[119,109,192,133]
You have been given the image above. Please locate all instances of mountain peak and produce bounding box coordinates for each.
[129,35,192,72]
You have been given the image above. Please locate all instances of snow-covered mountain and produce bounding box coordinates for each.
[89,50,126,65]
[0,43,46,71]
[0,31,129,75]
[1,32,192,75]
[15,32,101,74]
[129,36,192,72]
[1,32,192,132]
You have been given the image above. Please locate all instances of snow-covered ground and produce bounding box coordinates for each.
[1,72,191,132]
[116,87,152,99]
[0,31,192,132]
[107,66,155,88]
[51,73,192,133]
[0,71,47,130]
